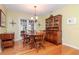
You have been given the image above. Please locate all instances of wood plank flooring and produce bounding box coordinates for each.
[0,41,79,55]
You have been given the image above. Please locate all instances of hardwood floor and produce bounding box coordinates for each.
[62,45,79,55]
[0,41,79,55]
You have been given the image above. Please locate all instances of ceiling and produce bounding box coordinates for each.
[4,4,66,16]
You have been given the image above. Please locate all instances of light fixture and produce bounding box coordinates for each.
[31,6,38,22]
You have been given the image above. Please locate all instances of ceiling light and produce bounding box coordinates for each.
[31,6,38,22]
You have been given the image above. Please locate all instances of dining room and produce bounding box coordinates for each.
[0,4,79,55]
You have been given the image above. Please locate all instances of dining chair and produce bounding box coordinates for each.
[35,31,46,52]
[21,31,30,47]
[28,35,35,49]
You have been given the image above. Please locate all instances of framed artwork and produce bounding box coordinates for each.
[0,9,6,27]
[67,17,77,24]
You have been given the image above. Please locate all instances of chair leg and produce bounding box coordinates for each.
[41,44,45,49]
[23,40,26,47]
[35,43,41,53]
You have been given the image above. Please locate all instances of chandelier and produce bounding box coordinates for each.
[31,6,38,22]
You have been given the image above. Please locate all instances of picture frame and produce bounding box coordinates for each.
[0,9,6,27]
[67,17,77,24]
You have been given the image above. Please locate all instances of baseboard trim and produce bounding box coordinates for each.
[63,43,79,50]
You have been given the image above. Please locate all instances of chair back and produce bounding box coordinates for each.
[35,30,46,42]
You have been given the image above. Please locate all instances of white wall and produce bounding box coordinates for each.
[6,11,28,41]
[51,5,79,49]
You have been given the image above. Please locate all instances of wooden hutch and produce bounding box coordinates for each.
[45,15,62,45]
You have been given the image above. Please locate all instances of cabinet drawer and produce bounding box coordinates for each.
[2,41,14,47]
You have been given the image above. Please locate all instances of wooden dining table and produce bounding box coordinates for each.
[26,33,44,51]
[26,34,42,41]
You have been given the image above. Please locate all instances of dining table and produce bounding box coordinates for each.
[26,32,44,50]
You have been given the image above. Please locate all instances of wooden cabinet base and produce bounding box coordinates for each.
[46,39,61,45]
[0,33,14,50]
